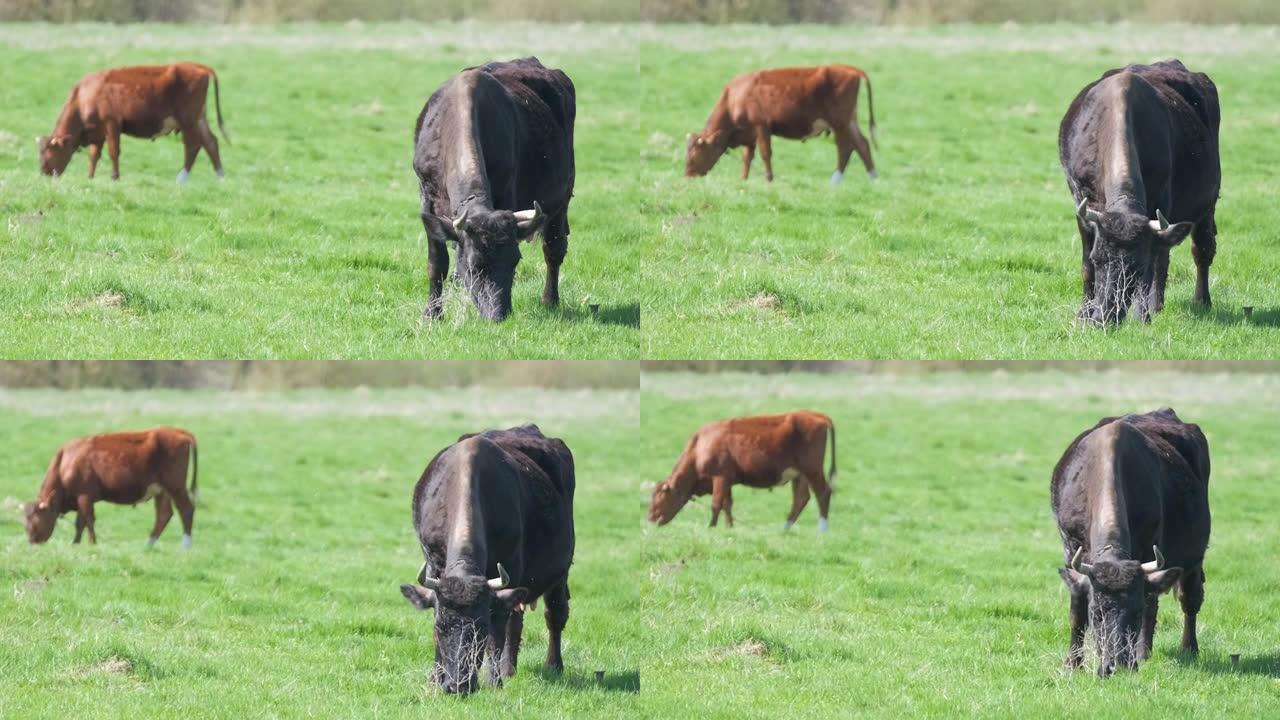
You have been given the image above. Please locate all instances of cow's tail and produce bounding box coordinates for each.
[862,71,878,150]
[826,420,838,488]
[210,69,230,145]
[188,437,199,504]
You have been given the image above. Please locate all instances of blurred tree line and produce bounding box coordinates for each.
[0,361,637,389]
[3,0,1277,23]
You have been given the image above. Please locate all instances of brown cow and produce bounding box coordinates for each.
[38,63,228,183]
[648,411,836,530]
[685,65,877,184]
[22,427,199,548]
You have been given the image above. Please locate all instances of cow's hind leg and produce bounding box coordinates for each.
[170,487,196,549]
[87,143,101,179]
[542,582,569,673]
[755,128,774,182]
[148,494,174,547]
[849,123,876,179]
[831,128,855,185]
[541,213,568,307]
[784,476,810,529]
[197,118,224,178]
[1191,211,1216,308]
[501,609,524,678]
[807,472,832,532]
[178,129,201,184]
[1139,593,1159,660]
[741,143,755,180]
[1176,566,1204,654]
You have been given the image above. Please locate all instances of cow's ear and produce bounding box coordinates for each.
[494,587,529,610]
[1058,567,1088,594]
[400,584,436,610]
[1155,222,1193,248]
[1144,567,1183,594]
[422,213,460,244]
[513,202,545,242]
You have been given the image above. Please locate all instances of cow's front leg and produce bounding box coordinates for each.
[1139,594,1159,660]
[755,128,774,182]
[178,130,201,184]
[74,513,85,544]
[1148,249,1170,315]
[76,495,96,544]
[710,476,732,527]
[1191,212,1216,308]
[105,122,121,180]
[86,143,101,179]
[501,608,524,678]
[741,144,755,180]
[1176,566,1204,654]
[541,213,568,307]
[1060,568,1089,668]
[543,582,569,673]
[423,234,449,320]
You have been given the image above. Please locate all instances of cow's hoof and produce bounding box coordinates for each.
[181,534,192,550]
[176,168,190,184]
[215,168,225,179]
[868,169,879,181]
[830,170,844,185]
[818,518,829,533]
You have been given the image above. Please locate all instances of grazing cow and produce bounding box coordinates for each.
[1051,408,1210,677]
[399,425,575,694]
[38,62,229,183]
[414,57,576,321]
[685,65,877,184]
[1059,60,1220,324]
[22,427,199,548]
[648,411,836,530]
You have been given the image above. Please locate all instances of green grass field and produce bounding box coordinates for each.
[0,24,641,359]
[0,385,642,717]
[641,370,1280,717]
[638,24,1280,358]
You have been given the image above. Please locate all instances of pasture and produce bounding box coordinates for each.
[0,24,641,359]
[639,24,1280,358]
[641,369,1280,717]
[0,385,642,717]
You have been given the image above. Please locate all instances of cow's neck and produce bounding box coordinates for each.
[1099,97,1148,216]
[1087,453,1134,560]
[444,453,487,578]
[51,100,84,141]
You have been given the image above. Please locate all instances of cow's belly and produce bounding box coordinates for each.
[774,118,831,140]
[123,116,180,139]
[105,482,165,505]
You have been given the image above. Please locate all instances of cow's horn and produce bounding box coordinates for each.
[1140,545,1165,573]
[1156,209,1171,231]
[512,202,543,224]
[487,562,510,590]
[452,208,469,235]
[1076,198,1102,225]
[1070,546,1095,575]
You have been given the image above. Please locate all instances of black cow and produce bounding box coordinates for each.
[1059,60,1220,324]
[399,425,575,694]
[413,57,576,321]
[1051,408,1211,677]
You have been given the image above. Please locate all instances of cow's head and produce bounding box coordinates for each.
[423,204,545,321]
[1076,199,1193,324]
[37,134,76,177]
[685,132,726,177]
[1060,546,1182,677]
[647,480,689,525]
[21,501,57,543]
[400,563,528,694]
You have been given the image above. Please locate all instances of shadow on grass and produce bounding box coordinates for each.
[1172,651,1280,678]
[531,666,640,693]
[540,302,640,328]
[1186,303,1280,328]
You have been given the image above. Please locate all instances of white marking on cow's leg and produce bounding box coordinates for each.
[215,167,225,179]
[868,169,879,180]
[818,517,829,533]
[147,536,157,548]
[176,168,190,184]
[784,520,795,530]
[181,534,192,550]
[830,170,844,185]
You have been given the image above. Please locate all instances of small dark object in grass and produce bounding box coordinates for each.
[1243,306,1254,321]
[1231,653,1240,669]
[595,670,605,682]
[589,303,600,316]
